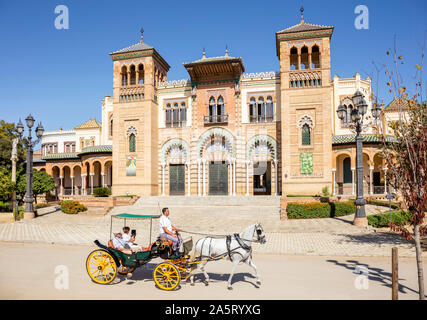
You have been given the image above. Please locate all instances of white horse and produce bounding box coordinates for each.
[189,223,266,290]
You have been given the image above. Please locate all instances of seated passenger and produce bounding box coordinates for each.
[122,226,143,253]
[112,233,132,254]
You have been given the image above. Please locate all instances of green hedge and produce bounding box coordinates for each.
[0,201,9,212]
[287,201,355,219]
[93,187,111,197]
[367,210,411,228]
[367,199,400,209]
[333,201,356,216]
[60,200,87,214]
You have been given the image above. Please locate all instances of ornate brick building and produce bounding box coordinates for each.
[35,12,396,198]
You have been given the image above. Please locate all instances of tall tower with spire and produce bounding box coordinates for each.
[275,8,334,195]
[109,29,170,196]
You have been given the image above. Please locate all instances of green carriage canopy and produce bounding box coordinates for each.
[112,213,161,220]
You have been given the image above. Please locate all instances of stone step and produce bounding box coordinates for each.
[82,207,107,216]
[109,205,281,217]
[134,196,281,207]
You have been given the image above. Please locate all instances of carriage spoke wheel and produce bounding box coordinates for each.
[153,262,181,291]
[86,250,117,285]
[117,264,136,275]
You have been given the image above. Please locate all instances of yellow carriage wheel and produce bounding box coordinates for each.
[153,262,181,291]
[117,264,136,275]
[86,250,117,285]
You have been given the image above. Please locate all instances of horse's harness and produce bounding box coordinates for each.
[196,228,262,262]
[226,233,252,262]
[197,226,264,263]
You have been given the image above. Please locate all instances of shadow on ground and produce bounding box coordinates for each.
[337,232,415,247]
[114,262,258,290]
[326,259,426,298]
[36,206,60,218]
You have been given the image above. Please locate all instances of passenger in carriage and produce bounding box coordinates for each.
[159,207,183,254]
[122,226,143,253]
[111,233,132,254]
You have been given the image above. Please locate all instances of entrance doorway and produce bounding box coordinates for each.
[169,164,185,195]
[209,161,228,195]
[253,161,271,195]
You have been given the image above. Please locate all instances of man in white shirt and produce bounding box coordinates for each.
[159,207,183,253]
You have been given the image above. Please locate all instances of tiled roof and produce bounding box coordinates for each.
[78,145,112,155]
[74,118,102,130]
[184,55,242,65]
[277,21,334,34]
[333,134,397,145]
[111,41,153,55]
[33,158,46,163]
[42,153,79,160]
[384,97,409,112]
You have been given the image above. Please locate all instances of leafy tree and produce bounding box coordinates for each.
[374,38,426,300]
[0,120,26,171]
[17,169,55,203]
[0,167,14,201]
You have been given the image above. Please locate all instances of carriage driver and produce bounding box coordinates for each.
[159,207,183,254]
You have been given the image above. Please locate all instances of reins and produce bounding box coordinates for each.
[179,227,263,243]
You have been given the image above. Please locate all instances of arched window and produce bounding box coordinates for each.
[311,45,320,69]
[121,66,128,86]
[165,104,172,127]
[302,124,311,146]
[173,103,179,124]
[257,96,265,122]
[138,64,144,84]
[301,46,309,70]
[249,97,256,122]
[129,65,136,85]
[290,47,298,70]
[180,102,187,125]
[209,97,216,118]
[217,96,224,117]
[129,133,136,153]
[266,96,274,121]
[109,118,113,137]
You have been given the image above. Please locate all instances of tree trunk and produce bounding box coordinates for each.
[414,224,425,300]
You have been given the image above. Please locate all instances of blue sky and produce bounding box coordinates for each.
[0,0,426,137]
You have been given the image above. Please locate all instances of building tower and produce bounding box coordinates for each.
[110,29,170,195]
[276,8,334,195]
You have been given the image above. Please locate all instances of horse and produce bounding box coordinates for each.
[188,223,266,290]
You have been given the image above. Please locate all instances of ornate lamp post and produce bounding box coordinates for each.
[337,91,381,226]
[16,115,44,220]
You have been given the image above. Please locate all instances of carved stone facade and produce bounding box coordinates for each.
[36,14,397,198]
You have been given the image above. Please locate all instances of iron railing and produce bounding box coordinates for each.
[204,115,228,125]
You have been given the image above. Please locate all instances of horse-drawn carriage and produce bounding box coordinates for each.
[86,213,194,290]
[86,213,266,291]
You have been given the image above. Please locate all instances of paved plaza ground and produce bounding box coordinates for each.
[0,204,424,257]
[0,242,425,300]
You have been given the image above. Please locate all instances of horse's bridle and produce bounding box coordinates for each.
[253,224,266,243]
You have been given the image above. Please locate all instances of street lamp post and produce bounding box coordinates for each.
[337,91,381,226]
[16,115,44,220]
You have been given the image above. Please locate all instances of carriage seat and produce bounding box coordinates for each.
[159,237,174,247]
